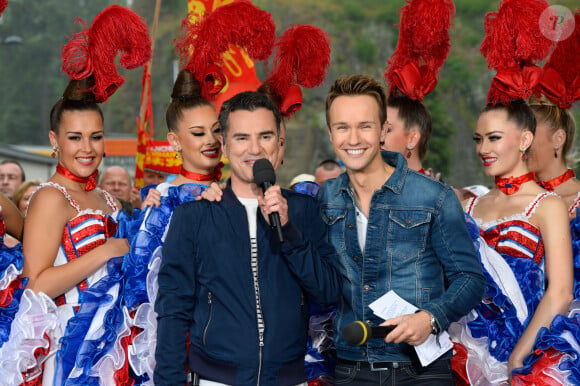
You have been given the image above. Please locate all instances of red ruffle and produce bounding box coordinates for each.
[488,65,542,105]
[391,63,437,102]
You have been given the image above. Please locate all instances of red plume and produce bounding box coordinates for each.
[263,25,331,117]
[480,0,551,71]
[480,0,553,105]
[0,1,7,17]
[61,5,152,103]
[174,1,275,100]
[384,0,455,101]
[535,9,580,108]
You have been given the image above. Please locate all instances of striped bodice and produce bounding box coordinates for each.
[466,192,556,266]
[36,182,118,306]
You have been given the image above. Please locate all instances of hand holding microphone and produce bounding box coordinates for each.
[342,321,396,345]
[253,158,287,243]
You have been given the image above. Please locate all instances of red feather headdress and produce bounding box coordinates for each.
[261,25,331,118]
[534,9,580,109]
[481,0,552,105]
[0,1,7,17]
[174,0,276,101]
[384,0,455,101]
[61,5,152,103]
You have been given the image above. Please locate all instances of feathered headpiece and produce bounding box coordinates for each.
[60,5,152,103]
[174,0,276,100]
[260,25,331,118]
[0,1,7,17]
[480,0,552,105]
[534,9,580,109]
[384,0,455,101]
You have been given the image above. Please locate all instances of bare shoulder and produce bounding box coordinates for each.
[26,185,72,220]
[533,193,568,224]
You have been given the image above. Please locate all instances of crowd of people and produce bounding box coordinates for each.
[0,0,578,385]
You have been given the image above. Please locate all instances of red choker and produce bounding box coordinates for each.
[180,162,224,182]
[56,164,98,191]
[495,172,535,195]
[537,169,575,191]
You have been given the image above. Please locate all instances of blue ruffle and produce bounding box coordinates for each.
[570,216,580,298]
[513,312,580,384]
[464,213,481,243]
[292,181,320,197]
[115,208,143,245]
[467,252,544,362]
[55,257,125,385]
[123,184,207,309]
[0,241,26,348]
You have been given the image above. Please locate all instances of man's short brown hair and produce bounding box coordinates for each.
[325,74,387,129]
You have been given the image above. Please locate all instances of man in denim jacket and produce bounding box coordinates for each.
[319,74,485,385]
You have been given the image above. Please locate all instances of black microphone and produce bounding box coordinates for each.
[342,321,396,345]
[253,158,284,243]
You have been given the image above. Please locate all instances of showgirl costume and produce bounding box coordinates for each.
[539,169,580,299]
[449,1,580,383]
[0,182,132,385]
[450,191,580,385]
[0,5,151,385]
[0,209,26,357]
[532,9,580,300]
[124,181,214,383]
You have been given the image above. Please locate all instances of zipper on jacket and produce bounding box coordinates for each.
[257,333,264,386]
[202,291,213,346]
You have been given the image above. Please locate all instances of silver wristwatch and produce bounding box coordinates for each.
[429,314,439,335]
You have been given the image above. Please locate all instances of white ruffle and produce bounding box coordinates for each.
[0,263,21,290]
[477,237,528,324]
[127,246,162,384]
[0,289,59,386]
[449,314,509,385]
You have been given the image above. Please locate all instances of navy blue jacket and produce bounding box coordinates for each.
[154,185,343,385]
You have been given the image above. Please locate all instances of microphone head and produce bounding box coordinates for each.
[342,321,370,345]
[253,158,276,188]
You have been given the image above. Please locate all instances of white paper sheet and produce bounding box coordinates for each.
[369,290,453,367]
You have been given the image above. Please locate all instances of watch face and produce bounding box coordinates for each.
[430,316,438,334]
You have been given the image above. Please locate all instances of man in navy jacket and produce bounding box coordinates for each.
[154,91,343,385]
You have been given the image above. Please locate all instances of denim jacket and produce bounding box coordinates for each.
[319,151,485,363]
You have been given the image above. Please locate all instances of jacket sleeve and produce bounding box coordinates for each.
[422,188,486,331]
[280,195,343,306]
[154,204,197,385]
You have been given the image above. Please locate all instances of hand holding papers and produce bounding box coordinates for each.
[369,290,453,367]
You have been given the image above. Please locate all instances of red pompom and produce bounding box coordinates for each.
[536,9,580,107]
[384,0,455,100]
[480,0,551,71]
[174,1,275,100]
[263,24,331,117]
[0,0,7,17]
[61,5,152,103]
